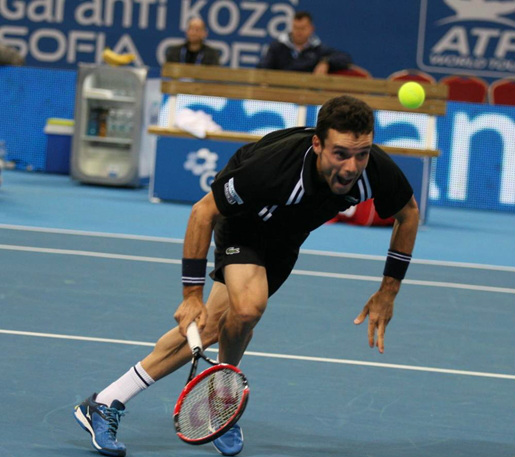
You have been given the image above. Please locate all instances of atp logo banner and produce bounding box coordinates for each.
[417,0,515,77]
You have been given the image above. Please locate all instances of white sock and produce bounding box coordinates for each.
[96,362,155,406]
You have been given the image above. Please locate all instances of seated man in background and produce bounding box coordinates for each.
[165,17,220,65]
[257,11,352,74]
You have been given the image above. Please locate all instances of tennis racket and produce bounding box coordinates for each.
[173,322,250,445]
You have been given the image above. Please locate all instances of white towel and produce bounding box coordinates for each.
[174,108,222,138]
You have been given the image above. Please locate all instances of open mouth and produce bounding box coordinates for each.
[336,175,353,187]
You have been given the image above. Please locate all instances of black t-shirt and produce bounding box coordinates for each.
[211,127,413,235]
[164,42,220,66]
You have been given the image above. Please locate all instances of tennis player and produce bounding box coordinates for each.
[73,95,419,456]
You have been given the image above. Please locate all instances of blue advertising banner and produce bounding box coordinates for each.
[152,136,237,203]
[154,93,515,213]
[431,102,515,211]
[0,0,300,70]
[418,0,515,78]
[0,69,513,213]
[151,136,430,222]
[1,0,513,80]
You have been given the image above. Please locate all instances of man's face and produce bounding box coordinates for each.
[186,19,207,45]
[313,129,373,195]
[291,17,314,47]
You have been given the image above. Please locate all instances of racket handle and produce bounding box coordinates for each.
[186,322,203,354]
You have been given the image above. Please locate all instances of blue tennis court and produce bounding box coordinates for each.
[1,170,514,457]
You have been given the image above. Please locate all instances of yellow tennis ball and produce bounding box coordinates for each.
[398,81,426,109]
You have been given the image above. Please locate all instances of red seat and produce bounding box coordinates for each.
[439,75,488,103]
[489,77,515,106]
[388,69,436,84]
[328,199,394,227]
[331,64,372,79]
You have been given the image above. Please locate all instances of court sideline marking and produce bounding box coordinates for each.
[1,224,513,273]
[1,243,514,294]
[1,329,514,381]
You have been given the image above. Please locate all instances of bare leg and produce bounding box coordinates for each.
[217,264,268,366]
[141,281,230,381]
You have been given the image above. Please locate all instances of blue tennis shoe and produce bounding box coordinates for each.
[213,423,243,456]
[73,394,126,457]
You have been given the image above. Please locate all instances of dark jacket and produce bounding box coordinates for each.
[165,42,220,66]
[257,33,351,72]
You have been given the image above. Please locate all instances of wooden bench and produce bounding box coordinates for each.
[148,63,448,158]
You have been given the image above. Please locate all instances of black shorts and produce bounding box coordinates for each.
[209,217,309,297]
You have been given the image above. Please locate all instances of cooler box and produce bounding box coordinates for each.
[44,118,74,174]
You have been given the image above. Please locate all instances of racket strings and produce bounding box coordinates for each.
[177,368,246,440]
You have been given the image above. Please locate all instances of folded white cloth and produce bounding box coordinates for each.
[174,108,222,138]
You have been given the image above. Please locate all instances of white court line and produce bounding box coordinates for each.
[292,269,515,294]
[0,244,185,265]
[1,244,514,294]
[1,329,514,381]
[1,223,514,273]
[300,248,515,273]
[0,224,184,244]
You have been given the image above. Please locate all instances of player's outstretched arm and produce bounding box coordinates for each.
[174,192,220,336]
[354,196,419,353]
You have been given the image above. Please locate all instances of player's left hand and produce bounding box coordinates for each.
[353,289,396,353]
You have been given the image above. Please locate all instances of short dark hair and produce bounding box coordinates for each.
[294,11,313,22]
[315,96,374,146]
[187,16,206,30]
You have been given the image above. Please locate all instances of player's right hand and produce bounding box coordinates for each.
[174,290,207,336]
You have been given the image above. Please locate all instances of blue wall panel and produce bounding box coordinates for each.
[1,1,513,81]
[0,68,513,213]
[0,67,76,170]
